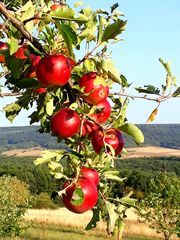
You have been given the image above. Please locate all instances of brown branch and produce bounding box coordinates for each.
[0,92,22,97]
[111,92,174,103]
[75,43,102,66]
[0,3,46,54]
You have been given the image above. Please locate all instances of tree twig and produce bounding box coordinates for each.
[111,92,174,103]
[0,3,46,54]
[0,92,21,97]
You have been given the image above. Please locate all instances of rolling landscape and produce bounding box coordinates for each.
[0,124,179,239]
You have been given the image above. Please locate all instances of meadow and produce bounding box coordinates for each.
[23,208,168,240]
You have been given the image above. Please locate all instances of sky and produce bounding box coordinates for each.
[1,0,180,127]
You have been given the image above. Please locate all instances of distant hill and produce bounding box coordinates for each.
[0,124,180,150]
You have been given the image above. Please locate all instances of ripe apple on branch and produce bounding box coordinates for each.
[0,1,179,239]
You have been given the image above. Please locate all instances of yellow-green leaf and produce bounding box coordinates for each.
[146,108,158,123]
[119,123,144,144]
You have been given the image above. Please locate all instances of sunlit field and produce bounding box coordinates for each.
[23,208,171,240]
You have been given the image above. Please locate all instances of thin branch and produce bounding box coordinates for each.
[0,92,21,97]
[0,70,10,79]
[23,3,46,25]
[111,92,174,103]
[0,3,46,54]
[75,42,102,66]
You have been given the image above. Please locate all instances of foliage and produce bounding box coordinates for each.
[0,175,30,238]
[0,0,179,238]
[31,192,59,209]
[0,156,55,194]
[138,173,180,240]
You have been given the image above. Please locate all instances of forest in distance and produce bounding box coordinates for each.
[0,124,180,151]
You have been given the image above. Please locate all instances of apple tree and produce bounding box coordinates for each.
[0,0,179,239]
[138,173,180,240]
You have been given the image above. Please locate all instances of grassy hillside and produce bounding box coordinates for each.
[0,124,180,150]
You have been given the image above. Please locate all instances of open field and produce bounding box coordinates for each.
[2,146,180,158]
[24,208,178,240]
[1,224,162,240]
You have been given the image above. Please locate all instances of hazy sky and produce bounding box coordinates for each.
[1,0,180,127]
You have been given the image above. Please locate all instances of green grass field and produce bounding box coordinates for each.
[1,223,161,240]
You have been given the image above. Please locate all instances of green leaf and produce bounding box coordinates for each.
[135,85,160,95]
[34,150,65,165]
[97,16,106,43]
[71,187,84,206]
[48,161,61,171]
[8,57,26,79]
[103,171,125,182]
[58,24,77,57]
[172,87,180,97]
[120,74,131,88]
[119,123,144,144]
[9,37,19,55]
[34,156,51,165]
[102,59,121,83]
[86,207,101,230]
[46,98,54,116]
[117,196,137,207]
[159,58,172,77]
[16,78,39,88]
[3,103,22,123]
[50,7,75,18]
[83,59,96,73]
[53,172,67,180]
[101,19,127,42]
[105,201,118,233]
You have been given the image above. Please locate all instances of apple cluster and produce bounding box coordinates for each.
[33,52,124,213]
[0,6,124,213]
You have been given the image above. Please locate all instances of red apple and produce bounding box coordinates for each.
[62,177,98,214]
[50,4,63,11]
[92,128,124,156]
[14,46,29,60]
[79,72,109,105]
[34,87,46,94]
[80,166,99,186]
[50,108,80,138]
[36,54,71,87]
[81,120,99,138]
[0,41,8,63]
[90,99,111,124]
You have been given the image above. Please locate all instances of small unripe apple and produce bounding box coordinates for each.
[50,108,80,138]
[92,128,124,156]
[79,72,109,105]
[0,41,8,63]
[36,54,71,87]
